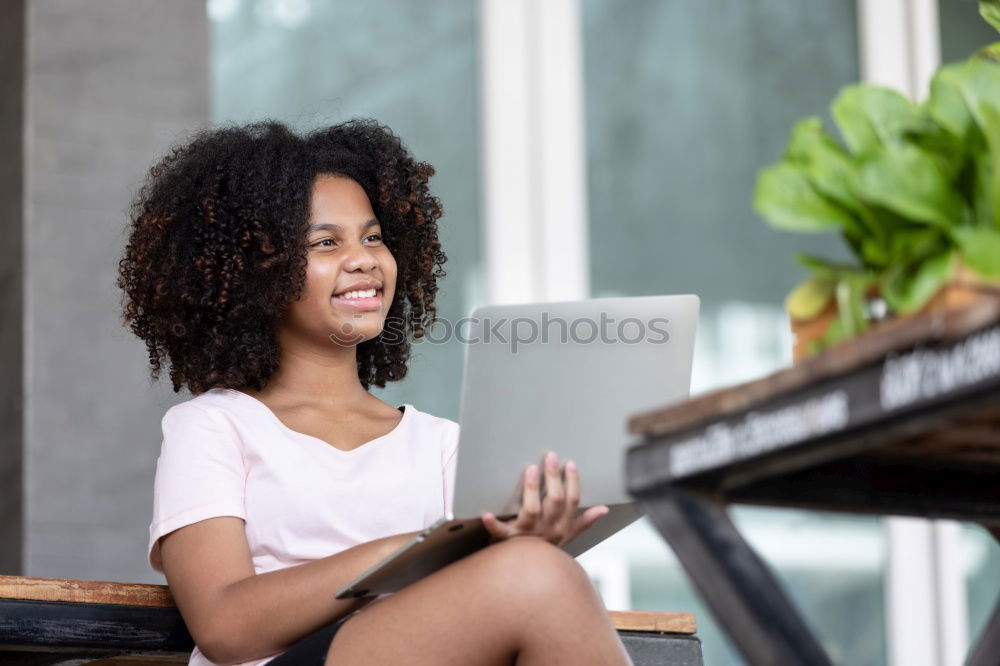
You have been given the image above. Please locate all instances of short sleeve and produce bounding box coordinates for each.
[148,403,247,574]
[442,419,460,518]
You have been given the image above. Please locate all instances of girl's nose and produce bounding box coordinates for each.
[342,242,378,272]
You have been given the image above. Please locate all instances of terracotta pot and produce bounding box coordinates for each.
[790,260,1000,362]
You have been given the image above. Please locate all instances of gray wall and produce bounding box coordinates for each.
[11,0,208,582]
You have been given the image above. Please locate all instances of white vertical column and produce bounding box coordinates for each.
[885,517,942,666]
[478,0,589,306]
[857,2,967,665]
[857,0,912,92]
[884,519,967,666]
[857,0,940,100]
[909,0,942,98]
[534,0,589,301]
[479,0,535,305]
[935,520,970,666]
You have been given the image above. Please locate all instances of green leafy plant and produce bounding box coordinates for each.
[754,0,1000,354]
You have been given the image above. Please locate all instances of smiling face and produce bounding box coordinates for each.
[283,174,397,348]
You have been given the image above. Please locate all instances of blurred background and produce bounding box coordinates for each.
[1,1,998,664]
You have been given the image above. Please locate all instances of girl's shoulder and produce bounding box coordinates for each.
[161,387,246,420]
[403,405,460,461]
[158,389,265,442]
[404,403,459,436]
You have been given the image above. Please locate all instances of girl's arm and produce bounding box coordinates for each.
[159,516,417,665]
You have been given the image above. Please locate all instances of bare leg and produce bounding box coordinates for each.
[324,537,632,666]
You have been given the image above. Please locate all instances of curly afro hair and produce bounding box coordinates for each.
[117,119,447,395]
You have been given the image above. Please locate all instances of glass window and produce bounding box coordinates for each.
[579,2,887,664]
[209,0,481,420]
[940,0,998,64]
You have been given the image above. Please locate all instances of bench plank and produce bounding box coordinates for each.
[0,575,174,607]
[0,576,696,635]
[608,610,696,634]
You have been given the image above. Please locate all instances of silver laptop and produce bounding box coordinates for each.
[335,294,699,600]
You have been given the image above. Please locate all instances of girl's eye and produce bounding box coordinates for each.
[311,234,382,248]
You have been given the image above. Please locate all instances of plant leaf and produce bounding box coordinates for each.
[784,117,863,214]
[928,58,1000,145]
[785,117,826,164]
[753,163,856,232]
[881,249,957,314]
[856,145,970,228]
[973,42,1000,62]
[902,112,967,181]
[974,102,1000,229]
[831,85,920,156]
[794,254,863,276]
[860,239,890,267]
[954,226,1000,276]
[786,276,836,321]
[835,274,874,336]
[923,58,1000,229]
[888,227,948,264]
[809,315,848,356]
[981,0,1000,32]
[927,66,974,141]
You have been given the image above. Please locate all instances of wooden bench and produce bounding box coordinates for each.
[0,575,703,665]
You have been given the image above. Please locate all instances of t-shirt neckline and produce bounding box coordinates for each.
[219,388,411,455]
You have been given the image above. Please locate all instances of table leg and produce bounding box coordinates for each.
[637,484,832,666]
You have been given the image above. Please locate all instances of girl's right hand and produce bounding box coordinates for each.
[481,451,609,547]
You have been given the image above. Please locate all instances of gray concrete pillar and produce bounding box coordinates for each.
[2,0,208,582]
[0,0,27,576]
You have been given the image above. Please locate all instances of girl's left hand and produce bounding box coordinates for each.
[481,451,609,547]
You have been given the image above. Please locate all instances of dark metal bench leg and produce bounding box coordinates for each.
[637,484,832,666]
[619,632,704,666]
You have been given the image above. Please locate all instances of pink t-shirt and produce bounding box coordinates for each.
[148,387,460,666]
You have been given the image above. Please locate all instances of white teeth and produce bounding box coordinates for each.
[337,288,378,299]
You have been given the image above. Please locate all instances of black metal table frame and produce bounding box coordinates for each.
[627,319,1000,666]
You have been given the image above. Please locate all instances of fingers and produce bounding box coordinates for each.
[485,463,542,542]
[514,463,542,533]
[563,459,581,524]
[487,455,601,547]
[481,512,513,542]
[491,503,609,546]
[565,504,610,544]
[540,452,566,535]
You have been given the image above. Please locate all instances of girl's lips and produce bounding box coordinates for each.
[331,290,383,312]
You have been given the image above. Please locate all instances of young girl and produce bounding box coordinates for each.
[117,119,633,666]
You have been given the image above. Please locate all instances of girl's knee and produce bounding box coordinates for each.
[474,537,592,594]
